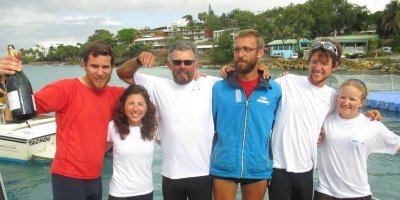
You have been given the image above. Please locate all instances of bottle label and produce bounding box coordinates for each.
[7,91,21,111]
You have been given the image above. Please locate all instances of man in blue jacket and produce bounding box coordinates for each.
[211,29,281,200]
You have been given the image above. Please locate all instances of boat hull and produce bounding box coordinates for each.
[0,117,56,162]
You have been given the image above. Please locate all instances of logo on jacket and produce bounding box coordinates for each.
[257,96,270,105]
[235,89,242,103]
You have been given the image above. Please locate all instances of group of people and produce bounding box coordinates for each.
[0,28,398,200]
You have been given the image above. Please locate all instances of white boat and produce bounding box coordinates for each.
[0,116,56,162]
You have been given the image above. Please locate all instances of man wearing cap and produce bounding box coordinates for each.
[267,41,345,200]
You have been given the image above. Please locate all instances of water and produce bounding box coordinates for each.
[0,65,399,200]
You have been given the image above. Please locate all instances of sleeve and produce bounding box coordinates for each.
[370,123,400,155]
[209,75,222,85]
[33,80,72,114]
[134,72,162,89]
[134,72,165,100]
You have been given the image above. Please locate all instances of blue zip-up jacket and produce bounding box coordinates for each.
[210,72,281,179]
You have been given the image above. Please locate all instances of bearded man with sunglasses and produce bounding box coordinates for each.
[117,40,220,200]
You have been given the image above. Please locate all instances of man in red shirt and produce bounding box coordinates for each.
[0,41,152,200]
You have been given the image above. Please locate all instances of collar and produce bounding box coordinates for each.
[226,71,272,89]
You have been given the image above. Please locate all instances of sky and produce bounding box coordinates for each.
[0,0,391,57]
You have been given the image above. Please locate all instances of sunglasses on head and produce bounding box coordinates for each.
[349,78,366,88]
[311,41,338,57]
[171,60,195,66]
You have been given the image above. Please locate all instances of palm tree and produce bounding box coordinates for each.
[182,14,195,29]
[381,0,400,36]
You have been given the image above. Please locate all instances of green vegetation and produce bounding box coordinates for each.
[20,0,400,66]
[210,32,233,64]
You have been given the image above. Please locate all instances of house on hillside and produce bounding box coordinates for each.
[133,35,168,51]
[165,29,212,41]
[134,18,212,52]
[213,28,239,42]
[197,44,214,55]
[266,38,310,59]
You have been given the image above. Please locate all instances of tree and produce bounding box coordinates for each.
[372,11,386,37]
[126,43,152,58]
[272,13,292,43]
[256,9,279,43]
[347,5,371,33]
[284,3,314,48]
[210,31,233,64]
[199,4,225,31]
[183,15,196,29]
[198,12,208,23]
[307,0,336,37]
[381,0,400,36]
[46,46,57,61]
[87,29,115,45]
[20,48,35,63]
[227,9,257,30]
[34,44,46,61]
[115,28,138,45]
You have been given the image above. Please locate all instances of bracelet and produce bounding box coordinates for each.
[136,57,142,66]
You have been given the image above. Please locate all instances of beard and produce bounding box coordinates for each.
[235,59,257,74]
[172,69,194,85]
[88,76,111,90]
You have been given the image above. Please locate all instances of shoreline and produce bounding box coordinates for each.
[25,58,400,74]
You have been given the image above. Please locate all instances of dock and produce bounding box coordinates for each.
[365,91,400,111]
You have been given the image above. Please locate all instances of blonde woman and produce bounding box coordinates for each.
[314,79,400,200]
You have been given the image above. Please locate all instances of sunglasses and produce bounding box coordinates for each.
[311,41,338,57]
[171,60,195,66]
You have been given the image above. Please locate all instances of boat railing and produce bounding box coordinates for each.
[330,74,400,92]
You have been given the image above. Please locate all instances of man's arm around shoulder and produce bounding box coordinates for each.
[117,52,155,85]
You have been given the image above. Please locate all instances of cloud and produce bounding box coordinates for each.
[62,15,123,26]
[0,0,391,57]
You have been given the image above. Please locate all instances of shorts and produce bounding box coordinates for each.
[52,173,102,200]
[212,175,267,185]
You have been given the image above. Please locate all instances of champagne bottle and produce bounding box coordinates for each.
[6,45,36,121]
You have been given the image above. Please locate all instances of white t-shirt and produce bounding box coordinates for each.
[315,113,400,198]
[107,121,155,197]
[135,72,220,179]
[272,74,336,172]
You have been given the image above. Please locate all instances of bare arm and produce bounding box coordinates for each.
[317,131,324,147]
[116,52,155,85]
[363,110,382,121]
[219,65,235,78]
[219,63,270,79]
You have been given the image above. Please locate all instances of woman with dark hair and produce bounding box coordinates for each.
[107,84,158,200]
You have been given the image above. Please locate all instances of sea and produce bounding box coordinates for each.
[0,65,399,200]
